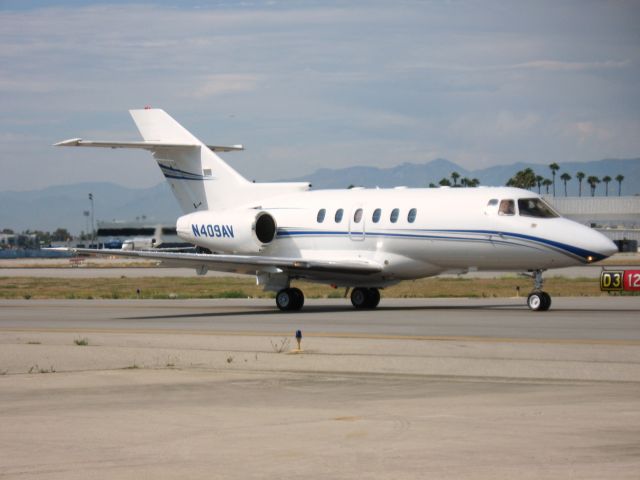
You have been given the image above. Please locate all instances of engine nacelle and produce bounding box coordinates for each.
[176,209,277,254]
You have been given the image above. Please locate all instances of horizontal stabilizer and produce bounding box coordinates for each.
[54,138,244,152]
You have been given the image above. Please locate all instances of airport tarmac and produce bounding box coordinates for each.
[1,297,639,478]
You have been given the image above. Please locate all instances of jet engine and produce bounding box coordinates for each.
[176,209,277,254]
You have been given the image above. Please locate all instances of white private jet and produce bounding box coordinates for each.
[55,109,617,312]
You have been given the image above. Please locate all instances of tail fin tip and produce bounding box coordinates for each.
[129,108,199,144]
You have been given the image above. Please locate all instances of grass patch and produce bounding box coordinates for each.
[74,337,89,346]
[326,291,344,299]
[0,275,609,299]
[218,289,248,298]
[28,364,55,374]
[165,355,178,368]
[270,337,291,353]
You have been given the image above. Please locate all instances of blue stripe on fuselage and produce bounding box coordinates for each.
[275,228,605,262]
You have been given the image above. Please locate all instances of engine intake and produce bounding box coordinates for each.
[255,212,276,244]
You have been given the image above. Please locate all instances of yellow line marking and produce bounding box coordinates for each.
[1,327,639,346]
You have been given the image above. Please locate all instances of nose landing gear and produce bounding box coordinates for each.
[525,270,551,311]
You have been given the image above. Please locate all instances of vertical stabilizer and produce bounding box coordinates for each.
[129,109,250,213]
[55,109,312,214]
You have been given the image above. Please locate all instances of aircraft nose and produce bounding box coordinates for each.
[584,228,618,262]
[599,237,618,258]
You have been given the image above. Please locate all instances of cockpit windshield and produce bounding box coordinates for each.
[517,198,559,218]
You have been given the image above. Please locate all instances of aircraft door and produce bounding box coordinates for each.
[349,206,365,241]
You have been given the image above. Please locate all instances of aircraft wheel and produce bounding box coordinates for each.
[350,288,369,309]
[527,291,551,312]
[540,291,551,311]
[290,287,305,310]
[351,287,380,309]
[276,289,292,311]
[366,288,380,308]
[276,288,304,312]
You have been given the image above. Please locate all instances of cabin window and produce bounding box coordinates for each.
[518,198,559,218]
[407,208,417,223]
[487,199,498,207]
[335,208,344,223]
[498,199,515,216]
[390,208,399,223]
[317,209,326,223]
[353,208,363,223]
[372,208,381,223]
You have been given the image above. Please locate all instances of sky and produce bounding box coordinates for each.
[1,0,639,191]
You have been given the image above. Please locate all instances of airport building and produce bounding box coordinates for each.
[92,220,191,250]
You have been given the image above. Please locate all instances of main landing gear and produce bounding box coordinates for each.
[526,269,551,312]
[275,286,381,311]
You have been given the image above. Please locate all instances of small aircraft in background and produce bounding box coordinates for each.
[54,109,617,312]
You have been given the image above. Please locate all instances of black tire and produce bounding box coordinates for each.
[540,291,551,311]
[350,288,368,309]
[276,288,304,311]
[351,287,380,309]
[366,288,380,309]
[289,287,305,311]
[276,289,293,311]
[527,291,551,312]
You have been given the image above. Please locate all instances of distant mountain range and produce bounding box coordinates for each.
[1,157,638,234]
[0,182,182,235]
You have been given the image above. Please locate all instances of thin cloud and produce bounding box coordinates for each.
[510,59,631,72]
[187,74,261,98]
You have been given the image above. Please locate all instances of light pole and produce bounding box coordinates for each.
[83,211,90,240]
[88,193,95,247]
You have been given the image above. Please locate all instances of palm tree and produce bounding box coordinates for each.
[470,178,480,187]
[460,177,469,187]
[549,162,560,196]
[439,177,451,187]
[602,175,612,196]
[587,175,600,196]
[450,171,460,187]
[576,171,585,197]
[615,174,624,196]
[535,175,543,194]
[542,178,553,194]
[560,172,571,196]
[506,168,536,190]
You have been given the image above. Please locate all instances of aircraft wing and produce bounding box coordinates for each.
[50,248,382,276]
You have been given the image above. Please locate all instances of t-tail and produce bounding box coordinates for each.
[55,109,310,213]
